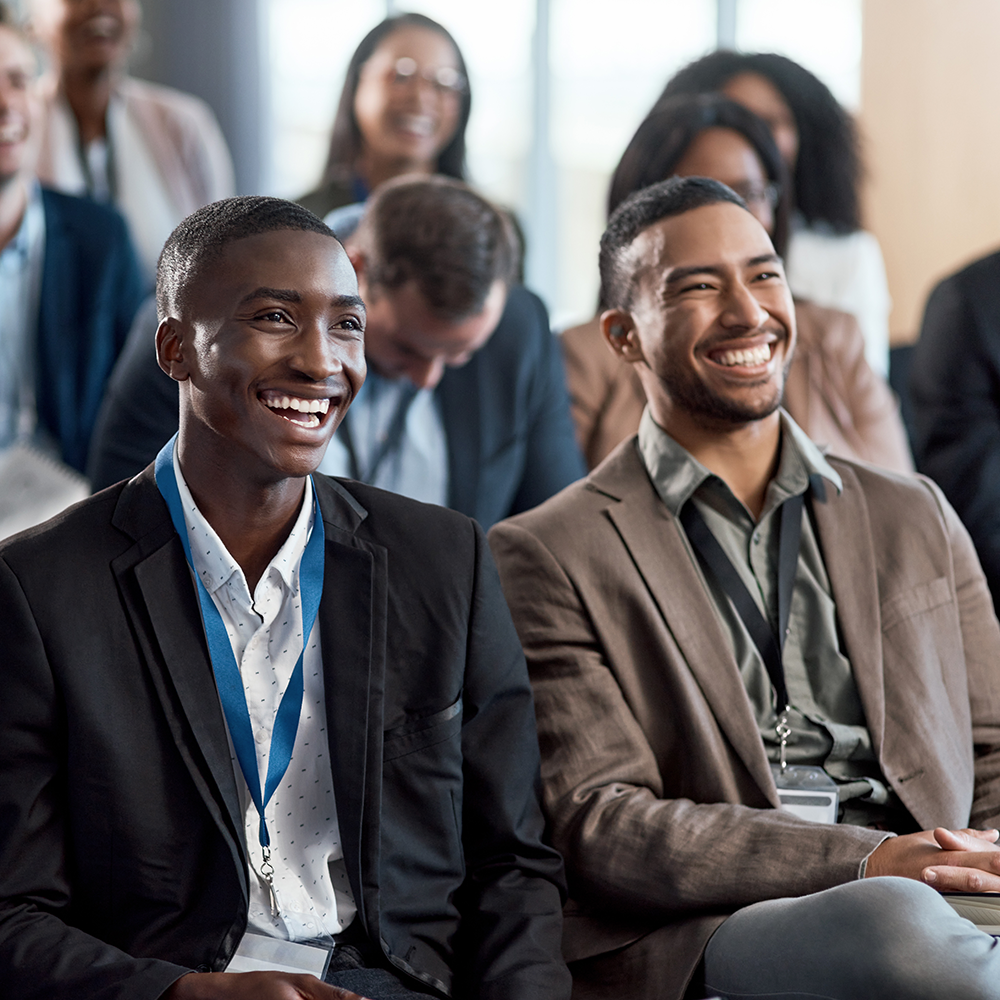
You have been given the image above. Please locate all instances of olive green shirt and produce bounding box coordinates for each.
[638,407,902,824]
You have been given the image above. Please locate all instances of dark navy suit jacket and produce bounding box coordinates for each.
[87,286,586,528]
[36,188,145,472]
[910,249,1000,612]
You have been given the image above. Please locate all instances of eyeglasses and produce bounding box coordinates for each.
[391,57,467,96]
[728,181,781,210]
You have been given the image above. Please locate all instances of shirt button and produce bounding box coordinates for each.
[255,731,267,744]
[753,532,762,544]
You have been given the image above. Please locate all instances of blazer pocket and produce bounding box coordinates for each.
[383,696,463,762]
[880,576,953,632]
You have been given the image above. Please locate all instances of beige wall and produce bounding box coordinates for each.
[861,0,1000,344]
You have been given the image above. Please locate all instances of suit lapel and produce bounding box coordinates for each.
[810,464,885,756]
[111,472,247,882]
[314,477,383,933]
[594,448,780,806]
[437,362,481,519]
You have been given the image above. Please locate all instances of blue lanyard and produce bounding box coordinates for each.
[154,436,326,870]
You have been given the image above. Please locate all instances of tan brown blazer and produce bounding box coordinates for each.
[489,438,1000,1000]
[561,300,913,474]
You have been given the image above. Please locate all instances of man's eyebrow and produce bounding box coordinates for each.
[663,264,725,287]
[663,254,784,288]
[238,290,366,313]
[240,287,301,305]
[747,253,783,267]
[332,294,366,313]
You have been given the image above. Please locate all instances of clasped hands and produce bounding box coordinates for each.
[866,826,1000,891]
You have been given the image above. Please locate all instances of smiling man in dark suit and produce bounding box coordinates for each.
[0,196,570,1000]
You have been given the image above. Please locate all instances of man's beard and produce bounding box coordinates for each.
[662,358,788,426]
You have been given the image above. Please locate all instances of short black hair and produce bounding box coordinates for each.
[156,196,338,317]
[659,50,862,233]
[599,176,748,310]
[319,13,470,188]
[355,175,518,320]
[608,94,789,258]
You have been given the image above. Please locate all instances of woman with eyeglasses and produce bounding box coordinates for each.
[561,93,912,474]
[660,52,892,379]
[298,13,470,220]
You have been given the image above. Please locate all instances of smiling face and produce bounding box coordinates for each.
[0,25,38,187]
[353,24,463,174]
[32,0,139,74]
[610,201,794,433]
[158,229,367,485]
[672,127,775,235]
[360,276,506,390]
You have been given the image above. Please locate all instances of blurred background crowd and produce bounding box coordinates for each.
[4,0,1000,602]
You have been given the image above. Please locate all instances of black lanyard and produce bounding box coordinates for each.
[338,381,418,485]
[679,491,806,714]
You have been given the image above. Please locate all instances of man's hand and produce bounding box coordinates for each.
[865,827,1000,890]
[163,971,370,1000]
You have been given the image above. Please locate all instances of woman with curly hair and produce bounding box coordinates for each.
[658,51,891,377]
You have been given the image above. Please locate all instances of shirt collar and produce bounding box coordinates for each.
[2,181,43,263]
[637,406,842,518]
[172,446,315,599]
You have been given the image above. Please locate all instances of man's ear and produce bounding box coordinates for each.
[346,246,369,297]
[156,317,191,382]
[600,309,644,364]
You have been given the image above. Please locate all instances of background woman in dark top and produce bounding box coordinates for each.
[298,13,471,218]
[658,51,892,377]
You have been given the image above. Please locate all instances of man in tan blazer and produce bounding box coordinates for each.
[489,177,1000,1000]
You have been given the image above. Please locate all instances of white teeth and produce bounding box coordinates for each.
[399,115,434,136]
[263,395,331,414]
[0,119,26,144]
[85,15,118,38]
[716,344,771,367]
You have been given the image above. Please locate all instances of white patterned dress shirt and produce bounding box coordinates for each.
[173,450,357,942]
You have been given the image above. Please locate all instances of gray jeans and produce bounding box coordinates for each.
[704,876,1000,999]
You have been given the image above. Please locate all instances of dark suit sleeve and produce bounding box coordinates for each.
[0,554,189,1000]
[911,263,1000,612]
[508,292,587,515]
[87,297,181,490]
[452,522,571,1000]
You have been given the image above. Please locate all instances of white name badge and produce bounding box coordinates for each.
[771,763,840,825]
[226,932,332,979]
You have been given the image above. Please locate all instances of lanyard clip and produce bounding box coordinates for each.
[775,707,792,772]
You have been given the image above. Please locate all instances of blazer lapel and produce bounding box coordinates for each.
[594,448,780,806]
[437,363,481,519]
[809,465,885,757]
[314,477,384,933]
[110,471,247,882]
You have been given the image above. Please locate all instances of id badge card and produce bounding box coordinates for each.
[771,763,839,825]
[226,932,333,979]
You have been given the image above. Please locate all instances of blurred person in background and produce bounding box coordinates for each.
[660,51,892,378]
[561,94,911,474]
[298,13,469,219]
[911,250,1000,616]
[0,4,141,478]
[28,0,235,282]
